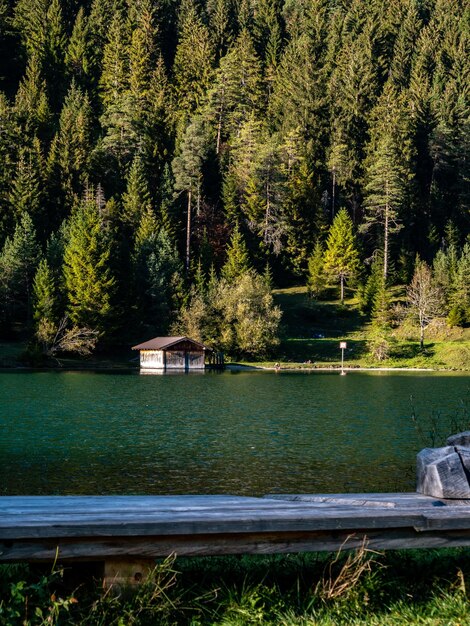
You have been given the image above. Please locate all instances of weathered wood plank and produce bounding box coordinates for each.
[2,493,470,563]
[5,528,470,562]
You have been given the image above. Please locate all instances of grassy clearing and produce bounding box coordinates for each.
[245,287,470,371]
[2,549,470,625]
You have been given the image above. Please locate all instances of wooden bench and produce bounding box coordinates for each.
[2,493,470,585]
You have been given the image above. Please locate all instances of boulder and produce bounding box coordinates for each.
[417,436,470,499]
[447,432,470,447]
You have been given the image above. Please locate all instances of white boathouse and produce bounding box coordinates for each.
[132,336,210,370]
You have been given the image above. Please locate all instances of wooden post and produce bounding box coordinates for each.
[103,559,155,591]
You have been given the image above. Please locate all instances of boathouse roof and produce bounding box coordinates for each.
[132,336,211,351]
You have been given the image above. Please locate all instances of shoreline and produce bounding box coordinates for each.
[0,363,462,373]
[226,364,438,372]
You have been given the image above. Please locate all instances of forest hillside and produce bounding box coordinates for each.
[0,0,468,363]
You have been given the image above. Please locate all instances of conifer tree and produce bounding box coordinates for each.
[307,241,326,299]
[221,223,251,284]
[99,12,130,108]
[47,82,92,211]
[121,154,152,229]
[368,273,393,361]
[14,55,50,134]
[13,0,49,61]
[328,28,379,205]
[33,257,57,324]
[172,116,209,272]
[207,0,233,58]
[0,94,19,241]
[323,208,360,304]
[207,29,263,152]
[362,83,413,280]
[133,208,183,333]
[0,212,40,325]
[173,0,215,132]
[65,7,94,85]
[63,197,116,335]
[9,145,43,223]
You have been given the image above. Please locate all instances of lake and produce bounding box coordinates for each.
[0,370,468,496]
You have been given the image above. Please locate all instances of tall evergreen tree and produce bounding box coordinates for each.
[362,83,413,280]
[221,223,251,284]
[9,144,43,223]
[14,55,50,135]
[0,212,40,325]
[172,116,210,272]
[65,7,94,85]
[63,196,116,335]
[323,208,360,304]
[173,0,215,132]
[33,257,57,325]
[121,154,152,229]
[47,81,93,213]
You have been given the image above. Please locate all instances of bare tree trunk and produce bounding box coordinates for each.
[186,189,192,274]
[340,274,344,304]
[216,112,222,155]
[384,184,389,280]
[265,181,270,245]
[331,168,336,222]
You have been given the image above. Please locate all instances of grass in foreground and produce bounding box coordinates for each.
[2,549,470,625]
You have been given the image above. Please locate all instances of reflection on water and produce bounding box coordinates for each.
[0,370,468,496]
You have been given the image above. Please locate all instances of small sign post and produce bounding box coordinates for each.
[339,341,347,375]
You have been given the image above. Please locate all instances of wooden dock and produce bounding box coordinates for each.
[3,493,470,569]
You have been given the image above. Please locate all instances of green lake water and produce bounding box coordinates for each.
[0,370,468,496]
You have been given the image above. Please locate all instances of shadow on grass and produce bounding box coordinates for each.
[279,338,369,363]
[390,342,436,360]
[275,291,368,340]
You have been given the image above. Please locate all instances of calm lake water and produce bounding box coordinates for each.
[0,370,468,496]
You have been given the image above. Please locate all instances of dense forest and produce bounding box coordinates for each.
[0,0,468,359]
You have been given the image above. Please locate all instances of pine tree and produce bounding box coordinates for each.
[133,209,183,333]
[63,197,116,335]
[307,241,326,299]
[328,27,379,205]
[9,144,43,223]
[121,154,152,229]
[33,257,57,324]
[0,212,40,325]
[362,83,413,280]
[14,55,50,134]
[99,12,130,108]
[221,223,251,284]
[173,0,215,132]
[368,273,393,361]
[47,82,92,212]
[447,243,470,326]
[172,116,210,272]
[207,29,263,152]
[323,208,360,304]
[13,0,49,61]
[0,94,19,241]
[207,0,233,58]
[65,7,94,85]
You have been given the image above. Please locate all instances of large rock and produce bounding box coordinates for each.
[447,432,470,447]
[417,436,470,499]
